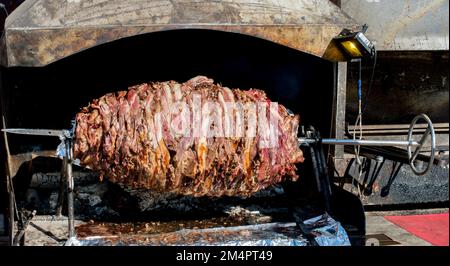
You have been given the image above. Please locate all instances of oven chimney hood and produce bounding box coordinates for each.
[1,0,359,67]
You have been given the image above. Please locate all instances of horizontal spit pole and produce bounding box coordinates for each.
[298,138,420,147]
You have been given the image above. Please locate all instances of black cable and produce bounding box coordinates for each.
[362,48,377,114]
[358,59,362,102]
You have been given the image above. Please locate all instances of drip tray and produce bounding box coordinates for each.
[70,214,350,246]
[75,223,308,246]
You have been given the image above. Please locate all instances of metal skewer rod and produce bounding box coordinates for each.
[298,138,421,147]
[64,138,75,240]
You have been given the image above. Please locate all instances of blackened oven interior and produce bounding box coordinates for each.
[1,29,335,223]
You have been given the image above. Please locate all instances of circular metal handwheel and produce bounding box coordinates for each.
[407,114,436,176]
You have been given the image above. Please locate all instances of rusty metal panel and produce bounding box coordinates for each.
[341,0,449,51]
[330,62,348,177]
[1,0,359,66]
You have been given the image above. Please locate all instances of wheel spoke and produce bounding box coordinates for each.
[411,127,431,163]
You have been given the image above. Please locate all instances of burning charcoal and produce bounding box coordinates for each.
[73,76,304,197]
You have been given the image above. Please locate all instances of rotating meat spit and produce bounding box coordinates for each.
[298,114,436,176]
[1,114,436,244]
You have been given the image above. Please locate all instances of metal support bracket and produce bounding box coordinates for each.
[1,128,76,245]
[303,127,333,212]
[63,137,75,241]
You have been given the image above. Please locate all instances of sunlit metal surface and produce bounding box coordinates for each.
[341,0,449,51]
[1,0,359,66]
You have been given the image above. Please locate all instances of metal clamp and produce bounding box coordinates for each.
[407,114,436,176]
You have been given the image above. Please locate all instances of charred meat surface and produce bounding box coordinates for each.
[74,76,304,197]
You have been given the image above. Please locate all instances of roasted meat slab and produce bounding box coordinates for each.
[74,76,304,197]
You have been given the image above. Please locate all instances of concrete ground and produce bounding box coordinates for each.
[23,216,85,246]
[1,209,446,246]
[364,208,449,246]
[365,215,432,246]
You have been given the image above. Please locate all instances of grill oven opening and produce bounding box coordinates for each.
[2,29,358,245]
